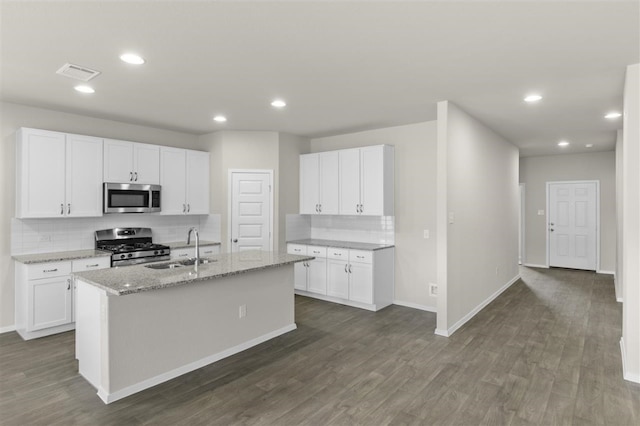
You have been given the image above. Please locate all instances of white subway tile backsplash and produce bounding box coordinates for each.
[11,214,222,255]
[286,214,394,245]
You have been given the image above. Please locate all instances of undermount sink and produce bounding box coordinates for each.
[145,258,217,270]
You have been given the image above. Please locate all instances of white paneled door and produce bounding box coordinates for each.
[230,171,272,253]
[548,182,598,270]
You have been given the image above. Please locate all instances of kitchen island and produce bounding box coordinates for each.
[74,250,312,404]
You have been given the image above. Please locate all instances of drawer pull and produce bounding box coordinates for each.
[86,264,99,268]
[313,251,320,254]
[333,253,341,256]
[357,255,365,259]
[43,268,58,273]
[179,253,188,257]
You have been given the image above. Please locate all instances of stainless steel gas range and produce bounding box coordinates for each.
[96,228,170,267]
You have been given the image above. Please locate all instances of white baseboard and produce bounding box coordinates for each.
[393,300,437,313]
[597,270,615,275]
[97,323,297,404]
[0,325,16,334]
[434,328,449,337]
[523,263,548,269]
[617,297,623,303]
[444,274,521,337]
[620,338,640,384]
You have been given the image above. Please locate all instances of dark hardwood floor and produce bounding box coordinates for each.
[1,266,639,425]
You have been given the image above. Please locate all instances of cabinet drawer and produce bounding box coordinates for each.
[72,257,111,272]
[171,248,191,259]
[27,261,71,279]
[327,248,349,260]
[307,246,327,258]
[350,250,373,264]
[287,244,307,255]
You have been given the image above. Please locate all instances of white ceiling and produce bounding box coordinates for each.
[1,1,638,156]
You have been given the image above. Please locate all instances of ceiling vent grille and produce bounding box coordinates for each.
[56,63,101,82]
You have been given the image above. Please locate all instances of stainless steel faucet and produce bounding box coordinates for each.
[187,227,200,270]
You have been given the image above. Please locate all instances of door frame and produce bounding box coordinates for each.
[545,180,600,270]
[519,183,525,265]
[227,169,274,252]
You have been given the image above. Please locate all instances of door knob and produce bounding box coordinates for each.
[550,229,554,232]
[233,239,238,243]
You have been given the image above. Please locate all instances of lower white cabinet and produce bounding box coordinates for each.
[287,243,394,311]
[170,245,220,260]
[15,256,110,340]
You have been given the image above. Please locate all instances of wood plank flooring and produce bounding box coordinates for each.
[1,266,639,425]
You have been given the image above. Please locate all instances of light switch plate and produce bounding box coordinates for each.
[537,210,545,216]
[423,229,430,239]
[448,213,455,224]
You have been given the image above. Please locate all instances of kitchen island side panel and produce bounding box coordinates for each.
[79,265,295,402]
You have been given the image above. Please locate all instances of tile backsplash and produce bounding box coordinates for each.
[286,214,394,245]
[11,214,221,255]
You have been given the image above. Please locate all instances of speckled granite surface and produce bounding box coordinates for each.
[164,240,221,250]
[13,249,112,264]
[74,250,313,296]
[287,239,394,251]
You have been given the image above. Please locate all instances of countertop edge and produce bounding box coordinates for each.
[286,239,395,251]
[13,250,112,264]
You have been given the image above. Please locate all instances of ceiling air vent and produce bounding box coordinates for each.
[56,63,101,82]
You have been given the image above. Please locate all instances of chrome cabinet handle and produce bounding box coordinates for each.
[183,204,186,213]
[129,171,133,181]
[348,265,352,273]
[179,253,188,257]
[67,203,71,215]
[134,172,138,181]
[67,279,71,290]
[344,264,348,273]
[187,204,190,213]
[60,204,64,215]
[43,268,58,273]
[318,204,322,213]
[356,255,365,259]
[86,263,99,268]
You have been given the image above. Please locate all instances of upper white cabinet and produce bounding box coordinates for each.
[339,145,394,216]
[299,152,339,215]
[300,145,394,216]
[16,128,103,218]
[104,139,160,184]
[160,147,210,215]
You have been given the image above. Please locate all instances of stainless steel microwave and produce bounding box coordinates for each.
[103,183,161,213]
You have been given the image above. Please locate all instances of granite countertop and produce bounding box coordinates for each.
[287,239,394,251]
[74,250,313,296]
[13,249,112,265]
[164,240,221,250]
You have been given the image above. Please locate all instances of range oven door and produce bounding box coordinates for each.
[104,183,161,213]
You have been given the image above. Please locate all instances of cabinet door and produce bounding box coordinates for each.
[28,276,72,331]
[293,262,308,291]
[185,150,210,214]
[307,258,327,294]
[160,147,187,215]
[17,129,66,218]
[66,134,103,217]
[133,143,160,184]
[103,139,134,183]
[339,148,361,215]
[300,154,319,214]
[349,262,373,304]
[360,146,385,216]
[319,151,339,215]
[327,259,349,299]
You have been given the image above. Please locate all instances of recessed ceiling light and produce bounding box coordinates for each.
[213,115,227,123]
[558,140,570,147]
[120,53,145,65]
[604,112,622,119]
[524,94,542,103]
[271,99,287,108]
[74,85,95,94]
[585,144,594,148]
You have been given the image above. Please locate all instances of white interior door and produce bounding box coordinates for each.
[230,171,272,253]
[548,182,598,270]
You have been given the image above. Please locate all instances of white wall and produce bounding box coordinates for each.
[519,152,617,272]
[436,101,519,336]
[0,101,201,331]
[620,63,640,383]
[311,122,438,311]
[615,130,624,301]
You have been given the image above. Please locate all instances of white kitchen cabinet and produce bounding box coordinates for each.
[288,243,394,311]
[299,152,339,215]
[339,145,394,216]
[287,244,327,293]
[16,128,103,218]
[15,257,110,340]
[104,139,160,184]
[170,245,220,261]
[160,147,210,215]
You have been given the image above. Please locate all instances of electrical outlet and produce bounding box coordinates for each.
[239,304,246,318]
[423,229,430,239]
[448,213,455,224]
[495,266,500,276]
[537,210,545,216]
[429,283,437,297]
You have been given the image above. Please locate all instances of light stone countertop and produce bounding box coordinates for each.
[287,239,394,251]
[12,249,112,265]
[164,240,221,250]
[74,250,313,296]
